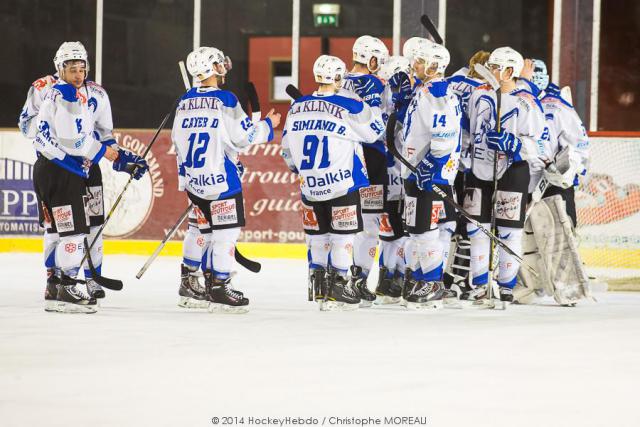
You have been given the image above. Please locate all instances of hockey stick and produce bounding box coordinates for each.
[136,203,194,279]
[178,61,262,274]
[420,14,444,45]
[246,82,261,122]
[80,94,182,272]
[286,84,304,100]
[83,237,123,290]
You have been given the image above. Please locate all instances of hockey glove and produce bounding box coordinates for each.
[353,76,380,107]
[389,72,413,122]
[113,150,148,180]
[415,158,435,191]
[486,130,522,158]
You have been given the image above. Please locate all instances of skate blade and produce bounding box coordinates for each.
[470,299,506,310]
[208,303,249,314]
[374,296,401,305]
[44,300,64,312]
[442,298,463,309]
[359,300,374,308]
[320,301,359,311]
[55,301,98,314]
[178,296,209,309]
[406,300,443,310]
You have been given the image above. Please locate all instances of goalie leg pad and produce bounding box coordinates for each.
[518,195,590,305]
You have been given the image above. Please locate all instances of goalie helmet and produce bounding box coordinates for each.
[352,35,389,72]
[186,46,231,81]
[53,41,89,73]
[402,37,432,63]
[378,55,411,81]
[531,59,549,92]
[488,46,524,79]
[414,43,450,75]
[313,55,346,85]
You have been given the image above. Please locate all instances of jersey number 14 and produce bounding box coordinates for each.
[300,135,330,170]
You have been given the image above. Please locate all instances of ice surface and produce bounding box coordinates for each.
[1,253,639,427]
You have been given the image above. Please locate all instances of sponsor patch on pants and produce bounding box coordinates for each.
[331,205,358,231]
[52,205,75,233]
[404,196,417,227]
[194,206,209,230]
[86,186,104,217]
[379,212,394,237]
[431,200,445,227]
[301,203,320,231]
[359,185,384,210]
[495,190,523,221]
[210,199,238,226]
[463,188,482,216]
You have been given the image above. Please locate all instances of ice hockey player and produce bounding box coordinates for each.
[280,54,386,311]
[400,42,461,309]
[374,54,413,304]
[173,46,280,313]
[31,41,149,313]
[514,60,591,305]
[443,51,490,297]
[341,36,389,306]
[464,47,549,303]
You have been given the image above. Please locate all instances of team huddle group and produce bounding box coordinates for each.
[19,33,590,314]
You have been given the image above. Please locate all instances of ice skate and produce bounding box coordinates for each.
[44,269,62,313]
[351,265,376,307]
[309,266,327,303]
[499,286,514,303]
[55,275,98,314]
[374,267,402,305]
[204,271,249,314]
[86,278,105,299]
[401,269,418,307]
[464,284,506,310]
[320,268,360,311]
[405,281,445,310]
[442,283,463,309]
[178,264,209,309]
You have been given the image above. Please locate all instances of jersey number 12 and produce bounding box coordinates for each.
[184,132,210,168]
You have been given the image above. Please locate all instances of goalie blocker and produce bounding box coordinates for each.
[514,195,591,306]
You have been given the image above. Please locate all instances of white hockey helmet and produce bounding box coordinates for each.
[352,35,389,72]
[402,37,432,63]
[531,59,549,91]
[414,43,450,75]
[378,55,412,81]
[313,55,347,85]
[488,46,524,79]
[186,46,230,81]
[53,41,89,73]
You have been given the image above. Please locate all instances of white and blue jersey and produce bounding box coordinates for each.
[172,87,274,200]
[540,86,589,184]
[281,92,385,202]
[402,78,462,186]
[446,73,483,171]
[33,79,117,178]
[343,72,387,154]
[468,85,550,186]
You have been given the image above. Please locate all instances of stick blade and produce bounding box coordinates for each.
[420,14,444,44]
[285,84,303,100]
[235,249,261,273]
[473,63,500,90]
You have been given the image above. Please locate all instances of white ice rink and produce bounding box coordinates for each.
[1,253,639,427]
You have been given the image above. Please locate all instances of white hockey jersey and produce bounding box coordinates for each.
[402,78,462,185]
[281,92,385,202]
[343,72,387,154]
[468,86,550,184]
[540,91,590,183]
[446,73,483,171]
[34,80,116,176]
[172,87,274,200]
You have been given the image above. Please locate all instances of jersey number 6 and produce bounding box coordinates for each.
[184,132,210,168]
[300,135,330,170]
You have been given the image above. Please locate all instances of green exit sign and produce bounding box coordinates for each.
[313,4,340,28]
[315,14,338,27]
